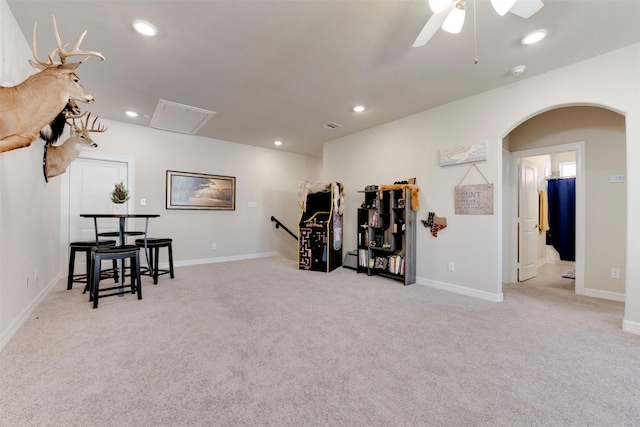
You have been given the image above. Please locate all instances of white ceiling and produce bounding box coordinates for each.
[7,0,640,157]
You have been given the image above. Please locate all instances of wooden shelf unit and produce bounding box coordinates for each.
[357,187,416,285]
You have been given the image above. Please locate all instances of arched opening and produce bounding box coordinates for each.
[502,106,626,303]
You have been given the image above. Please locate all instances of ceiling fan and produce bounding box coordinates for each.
[413,0,544,47]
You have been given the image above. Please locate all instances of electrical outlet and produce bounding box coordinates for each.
[140,198,146,206]
[448,261,455,272]
[611,268,620,279]
[211,243,217,250]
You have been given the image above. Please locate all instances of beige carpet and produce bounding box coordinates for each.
[1,257,639,426]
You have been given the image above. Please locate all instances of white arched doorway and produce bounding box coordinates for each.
[502,106,626,304]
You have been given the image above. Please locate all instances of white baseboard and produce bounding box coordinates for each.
[172,251,279,268]
[622,319,640,335]
[584,288,625,302]
[416,277,504,302]
[0,273,60,352]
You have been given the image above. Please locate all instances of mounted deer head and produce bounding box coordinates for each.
[0,15,104,154]
[40,100,81,145]
[43,113,106,181]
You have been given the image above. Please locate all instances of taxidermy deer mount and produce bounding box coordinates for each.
[40,99,80,145]
[43,112,106,182]
[0,15,104,154]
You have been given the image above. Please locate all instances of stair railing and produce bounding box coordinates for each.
[270,216,298,241]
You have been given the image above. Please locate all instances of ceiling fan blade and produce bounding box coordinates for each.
[412,2,456,47]
[509,0,544,18]
[491,0,518,16]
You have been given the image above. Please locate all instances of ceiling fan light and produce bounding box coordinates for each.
[490,0,517,16]
[441,5,466,34]
[429,0,452,14]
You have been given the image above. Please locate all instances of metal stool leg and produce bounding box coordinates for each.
[67,247,77,290]
[168,243,174,279]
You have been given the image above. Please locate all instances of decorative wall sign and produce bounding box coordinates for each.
[455,184,494,215]
[454,163,494,215]
[440,142,487,166]
[166,170,235,210]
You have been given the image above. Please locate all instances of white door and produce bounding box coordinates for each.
[68,157,129,271]
[518,158,538,281]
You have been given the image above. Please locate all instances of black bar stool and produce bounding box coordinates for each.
[67,240,118,291]
[89,245,142,309]
[97,231,146,241]
[134,238,174,284]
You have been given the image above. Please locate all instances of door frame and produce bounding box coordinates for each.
[58,152,135,274]
[508,141,585,294]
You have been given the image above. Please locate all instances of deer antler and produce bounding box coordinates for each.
[31,22,59,68]
[67,112,107,134]
[65,109,87,121]
[87,114,107,133]
[52,16,105,64]
[31,16,105,68]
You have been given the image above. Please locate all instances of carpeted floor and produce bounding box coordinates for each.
[1,257,638,426]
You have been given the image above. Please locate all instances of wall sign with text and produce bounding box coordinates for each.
[455,184,494,215]
[454,163,493,215]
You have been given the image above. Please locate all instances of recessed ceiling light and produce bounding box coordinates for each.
[125,110,139,118]
[352,105,366,113]
[274,140,283,146]
[521,29,547,45]
[133,19,157,37]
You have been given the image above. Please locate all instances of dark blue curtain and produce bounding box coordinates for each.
[546,178,576,261]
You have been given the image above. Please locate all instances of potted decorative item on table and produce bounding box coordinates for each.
[110,181,130,213]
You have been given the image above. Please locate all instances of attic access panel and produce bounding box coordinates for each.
[150,99,216,135]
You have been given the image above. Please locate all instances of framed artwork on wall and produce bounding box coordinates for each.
[440,142,487,166]
[166,170,236,210]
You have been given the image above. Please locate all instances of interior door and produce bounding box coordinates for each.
[68,157,129,270]
[518,158,538,281]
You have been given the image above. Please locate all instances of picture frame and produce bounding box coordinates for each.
[374,256,388,270]
[166,170,236,210]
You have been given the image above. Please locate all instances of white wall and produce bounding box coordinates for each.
[323,43,640,333]
[75,119,321,265]
[0,0,321,348]
[1,0,65,349]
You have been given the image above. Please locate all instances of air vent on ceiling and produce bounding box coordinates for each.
[324,122,342,130]
[150,99,216,135]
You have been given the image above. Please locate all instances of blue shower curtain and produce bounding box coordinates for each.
[546,178,576,261]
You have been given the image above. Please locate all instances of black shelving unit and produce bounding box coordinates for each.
[357,187,416,285]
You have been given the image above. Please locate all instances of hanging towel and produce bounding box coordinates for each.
[538,190,550,231]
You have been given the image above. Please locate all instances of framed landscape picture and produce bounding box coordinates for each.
[166,170,236,210]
